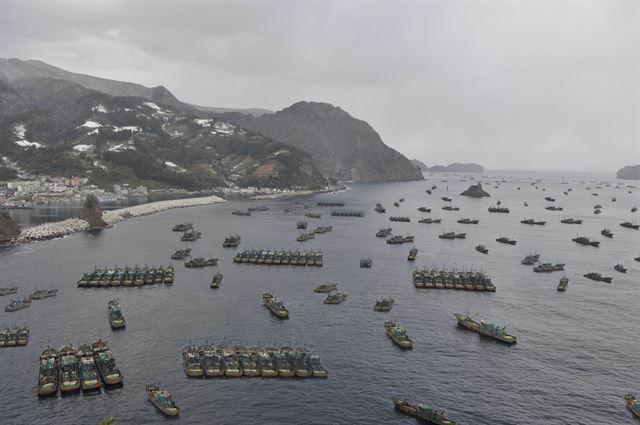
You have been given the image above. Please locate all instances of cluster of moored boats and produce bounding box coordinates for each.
[0,326,29,346]
[182,344,327,378]
[313,283,347,304]
[297,225,333,242]
[233,249,323,266]
[77,265,174,287]
[4,287,58,312]
[412,269,496,291]
[38,340,123,397]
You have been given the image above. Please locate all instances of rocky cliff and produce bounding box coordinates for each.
[617,165,640,180]
[224,101,424,183]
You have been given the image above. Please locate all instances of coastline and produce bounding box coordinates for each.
[14,195,225,244]
[250,185,347,200]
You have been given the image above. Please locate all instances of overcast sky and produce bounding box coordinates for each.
[1,1,638,172]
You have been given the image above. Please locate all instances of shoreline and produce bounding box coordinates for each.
[250,185,347,200]
[14,195,225,244]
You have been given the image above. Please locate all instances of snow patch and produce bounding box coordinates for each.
[143,102,161,111]
[15,140,43,148]
[164,161,178,168]
[13,123,26,139]
[211,122,236,135]
[113,125,142,133]
[92,104,108,113]
[194,118,213,127]
[77,120,102,129]
[87,128,100,136]
[73,144,93,152]
[107,142,136,152]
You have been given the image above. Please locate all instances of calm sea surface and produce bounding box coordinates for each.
[1,171,639,425]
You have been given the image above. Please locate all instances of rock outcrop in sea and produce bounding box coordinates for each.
[460,183,490,198]
[617,164,640,180]
[79,194,108,228]
[0,210,21,243]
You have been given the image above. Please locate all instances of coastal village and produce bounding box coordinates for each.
[0,171,325,210]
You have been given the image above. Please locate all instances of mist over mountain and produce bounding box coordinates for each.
[223,101,424,182]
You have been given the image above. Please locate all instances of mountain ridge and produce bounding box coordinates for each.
[222,101,424,182]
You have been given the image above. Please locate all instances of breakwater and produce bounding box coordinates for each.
[16,195,224,243]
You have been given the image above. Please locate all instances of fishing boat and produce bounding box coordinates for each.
[478,320,517,344]
[184,257,218,268]
[418,218,442,224]
[557,277,569,292]
[182,346,204,378]
[614,264,627,273]
[17,326,29,346]
[258,351,277,377]
[222,234,241,248]
[620,221,640,230]
[384,321,413,349]
[0,286,18,296]
[521,254,540,265]
[29,288,58,300]
[560,218,583,224]
[572,236,599,247]
[496,236,516,245]
[393,399,456,425]
[93,341,124,385]
[172,222,193,232]
[360,257,373,268]
[584,272,613,283]
[373,297,394,312]
[625,394,640,419]
[108,300,125,329]
[221,349,242,377]
[601,229,613,238]
[58,345,81,393]
[439,231,466,239]
[314,283,338,293]
[4,298,31,312]
[376,227,392,237]
[272,350,294,378]
[521,218,546,225]
[309,353,328,378]
[239,350,259,377]
[262,292,289,319]
[475,244,489,254]
[455,314,517,344]
[38,348,59,397]
[171,248,191,260]
[77,344,101,392]
[199,346,224,377]
[323,292,348,304]
[146,384,180,416]
[533,263,565,273]
[210,272,223,288]
[407,248,418,261]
